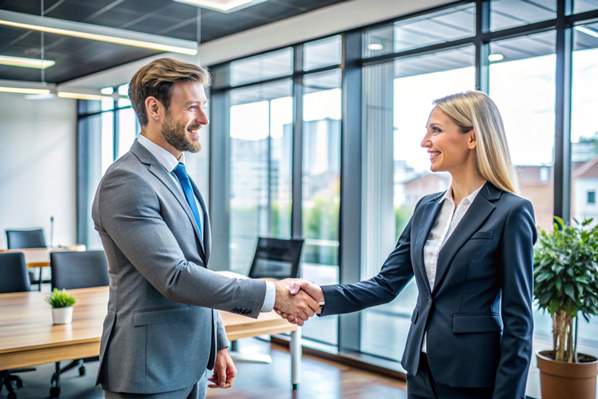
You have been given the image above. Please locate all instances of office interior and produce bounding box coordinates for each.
[0,0,597,398]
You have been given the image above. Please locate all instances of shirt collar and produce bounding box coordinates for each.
[442,182,486,205]
[137,134,185,173]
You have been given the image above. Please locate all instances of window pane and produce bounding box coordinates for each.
[117,108,137,157]
[361,46,475,361]
[79,112,114,249]
[101,87,114,111]
[301,70,341,345]
[574,0,598,13]
[490,0,556,31]
[117,83,131,107]
[571,21,598,355]
[489,31,555,232]
[303,35,341,71]
[362,3,475,57]
[225,48,293,87]
[228,80,293,274]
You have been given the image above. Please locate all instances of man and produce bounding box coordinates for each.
[92,57,319,399]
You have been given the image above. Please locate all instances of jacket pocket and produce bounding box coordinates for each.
[452,313,502,333]
[132,307,193,326]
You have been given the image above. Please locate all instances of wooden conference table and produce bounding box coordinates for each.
[0,287,302,390]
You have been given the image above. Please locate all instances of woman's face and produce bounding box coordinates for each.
[421,106,476,173]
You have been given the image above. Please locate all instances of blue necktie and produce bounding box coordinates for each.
[173,163,202,239]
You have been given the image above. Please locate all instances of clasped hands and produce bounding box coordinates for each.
[273,279,323,325]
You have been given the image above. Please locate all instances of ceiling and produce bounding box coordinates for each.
[0,0,347,83]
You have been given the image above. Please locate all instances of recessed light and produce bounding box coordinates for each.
[0,55,55,69]
[174,0,267,13]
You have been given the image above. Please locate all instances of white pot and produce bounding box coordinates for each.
[52,306,73,325]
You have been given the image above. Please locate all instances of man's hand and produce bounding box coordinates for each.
[276,279,324,324]
[208,348,236,389]
[273,279,321,326]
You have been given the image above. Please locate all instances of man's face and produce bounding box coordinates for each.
[161,81,208,153]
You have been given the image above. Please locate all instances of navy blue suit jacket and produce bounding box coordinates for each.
[320,182,537,399]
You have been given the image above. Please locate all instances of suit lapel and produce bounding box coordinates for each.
[191,179,210,262]
[413,193,445,296]
[431,182,499,294]
[131,141,206,260]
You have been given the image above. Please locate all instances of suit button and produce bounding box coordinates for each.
[427,298,432,304]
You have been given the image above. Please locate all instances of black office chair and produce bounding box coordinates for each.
[5,229,47,249]
[0,252,35,399]
[231,237,305,363]
[48,250,109,398]
[5,228,48,290]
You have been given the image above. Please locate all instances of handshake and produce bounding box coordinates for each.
[273,279,324,326]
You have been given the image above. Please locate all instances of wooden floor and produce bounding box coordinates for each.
[0,339,407,399]
[209,341,407,399]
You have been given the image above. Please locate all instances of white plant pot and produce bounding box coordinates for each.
[52,306,73,325]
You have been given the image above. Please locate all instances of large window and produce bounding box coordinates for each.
[228,80,293,273]
[361,45,475,360]
[489,31,556,231]
[301,70,341,345]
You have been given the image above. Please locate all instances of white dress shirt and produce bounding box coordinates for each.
[137,135,276,312]
[421,183,485,352]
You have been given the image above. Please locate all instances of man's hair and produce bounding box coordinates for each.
[128,57,210,126]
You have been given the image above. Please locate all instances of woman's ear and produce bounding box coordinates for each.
[467,129,477,150]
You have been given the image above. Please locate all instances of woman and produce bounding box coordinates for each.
[281,91,536,399]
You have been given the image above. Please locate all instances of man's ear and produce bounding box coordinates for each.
[145,96,161,122]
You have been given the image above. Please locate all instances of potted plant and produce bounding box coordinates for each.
[46,288,76,325]
[534,217,598,399]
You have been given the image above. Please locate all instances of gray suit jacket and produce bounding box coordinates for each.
[92,139,266,394]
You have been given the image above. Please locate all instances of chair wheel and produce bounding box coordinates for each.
[8,391,17,399]
[49,386,60,397]
[78,366,86,376]
[16,379,23,388]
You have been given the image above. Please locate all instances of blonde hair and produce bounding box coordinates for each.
[129,57,210,126]
[433,90,519,193]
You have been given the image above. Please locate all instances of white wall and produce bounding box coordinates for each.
[0,93,77,248]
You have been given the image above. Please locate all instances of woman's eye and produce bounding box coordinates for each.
[432,127,441,134]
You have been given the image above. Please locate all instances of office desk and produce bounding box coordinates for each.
[0,287,302,388]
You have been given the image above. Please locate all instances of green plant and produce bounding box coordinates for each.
[46,288,76,308]
[534,217,598,362]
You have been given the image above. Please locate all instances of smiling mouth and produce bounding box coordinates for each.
[429,151,441,161]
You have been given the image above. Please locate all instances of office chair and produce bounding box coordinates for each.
[231,237,304,364]
[5,228,48,290]
[0,252,35,399]
[5,229,47,249]
[48,250,109,398]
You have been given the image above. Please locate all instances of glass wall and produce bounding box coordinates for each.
[301,70,341,345]
[228,80,293,274]
[489,31,556,231]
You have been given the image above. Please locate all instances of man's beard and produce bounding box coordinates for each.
[161,115,201,153]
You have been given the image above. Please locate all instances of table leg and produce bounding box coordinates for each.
[38,267,43,291]
[290,328,302,390]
